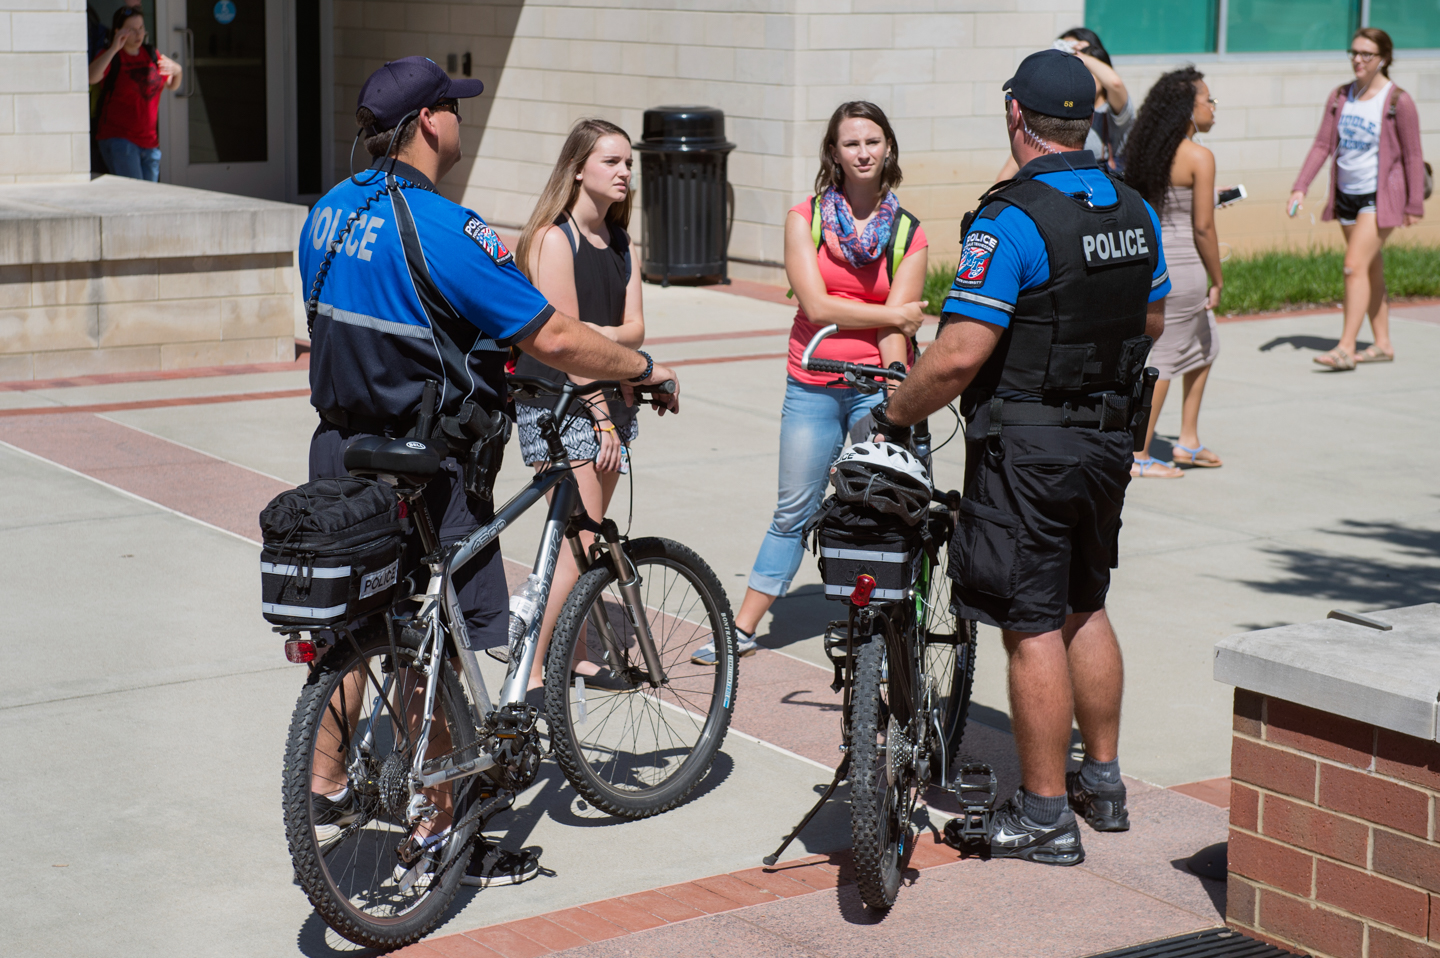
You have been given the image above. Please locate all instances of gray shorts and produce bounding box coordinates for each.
[515,402,639,465]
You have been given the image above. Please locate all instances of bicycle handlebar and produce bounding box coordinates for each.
[800,325,907,384]
[507,374,676,408]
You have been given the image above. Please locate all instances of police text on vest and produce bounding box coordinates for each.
[1082,229,1148,263]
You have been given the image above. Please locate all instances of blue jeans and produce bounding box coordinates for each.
[749,377,884,597]
[98,138,161,182]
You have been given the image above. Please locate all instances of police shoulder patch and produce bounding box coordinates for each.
[955,232,999,288]
[463,216,514,267]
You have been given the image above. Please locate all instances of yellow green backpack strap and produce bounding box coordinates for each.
[787,195,825,299]
[885,208,919,283]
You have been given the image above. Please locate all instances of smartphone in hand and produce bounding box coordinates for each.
[1217,185,1247,207]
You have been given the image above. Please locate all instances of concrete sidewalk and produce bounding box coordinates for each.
[4,284,1437,956]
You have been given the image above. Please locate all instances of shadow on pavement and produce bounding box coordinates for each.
[1238,519,1440,608]
[762,584,831,651]
[296,912,380,957]
[1258,334,1370,352]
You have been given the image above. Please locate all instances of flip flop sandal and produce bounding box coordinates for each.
[1172,443,1222,468]
[1355,346,1394,363]
[1131,457,1184,479]
[1313,347,1356,370]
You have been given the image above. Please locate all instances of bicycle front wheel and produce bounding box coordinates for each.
[544,537,736,819]
[282,626,480,950]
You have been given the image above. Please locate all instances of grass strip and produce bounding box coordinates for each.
[925,245,1440,316]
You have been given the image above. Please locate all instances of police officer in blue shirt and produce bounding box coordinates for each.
[298,58,679,882]
[878,49,1168,867]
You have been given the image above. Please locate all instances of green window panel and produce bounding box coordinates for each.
[1226,0,1360,53]
[1085,0,1218,54]
[1370,0,1440,48]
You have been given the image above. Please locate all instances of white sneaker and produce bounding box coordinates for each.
[689,633,758,665]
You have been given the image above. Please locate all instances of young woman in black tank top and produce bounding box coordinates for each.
[512,118,646,691]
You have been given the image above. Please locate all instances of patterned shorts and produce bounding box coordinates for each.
[515,402,639,466]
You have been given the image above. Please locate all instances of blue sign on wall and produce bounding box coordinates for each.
[213,0,236,25]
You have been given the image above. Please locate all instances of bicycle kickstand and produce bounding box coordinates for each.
[762,754,851,867]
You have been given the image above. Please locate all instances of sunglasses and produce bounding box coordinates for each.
[1348,49,1381,62]
[430,98,462,122]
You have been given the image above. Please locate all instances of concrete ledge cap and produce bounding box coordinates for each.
[1214,603,1440,742]
[0,176,307,266]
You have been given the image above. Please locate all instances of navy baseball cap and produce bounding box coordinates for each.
[357,57,484,133]
[1004,49,1094,119]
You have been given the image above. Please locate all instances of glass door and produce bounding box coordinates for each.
[158,0,286,199]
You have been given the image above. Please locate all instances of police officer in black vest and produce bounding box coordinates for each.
[877,49,1170,866]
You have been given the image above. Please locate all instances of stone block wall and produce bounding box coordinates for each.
[1227,689,1440,958]
[331,1,1440,284]
[0,253,295,380]
[0,3,90,183]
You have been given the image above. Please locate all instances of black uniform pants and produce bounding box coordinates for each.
[949,424,1132,634]
[309,420,508,652]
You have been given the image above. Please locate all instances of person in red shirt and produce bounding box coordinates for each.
[88,9,181,181]
[690,100,929,665]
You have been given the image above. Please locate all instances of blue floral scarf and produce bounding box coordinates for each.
[819,186,900,269]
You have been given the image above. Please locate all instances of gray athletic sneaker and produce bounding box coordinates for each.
[689,632,758,665]
[1066,770,1130,832]
[987,795,1085,866]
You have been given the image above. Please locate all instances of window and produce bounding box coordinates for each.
[1084,0,1432,55]
[1226,0,1357,53]
[1370,0,1440,48]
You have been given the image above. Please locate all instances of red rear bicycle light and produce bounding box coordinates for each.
[851,574,876,607]
[285,638,316,663]
[397,500,408,519]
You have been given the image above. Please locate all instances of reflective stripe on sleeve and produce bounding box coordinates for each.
[946,289,1016,314]
[1152,269,1170,289]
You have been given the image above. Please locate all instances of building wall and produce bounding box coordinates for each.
[335,3,1440,283]
[0,3,90,183]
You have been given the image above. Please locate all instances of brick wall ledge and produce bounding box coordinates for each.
[0,176,307,266]
[1215,602,1440,747]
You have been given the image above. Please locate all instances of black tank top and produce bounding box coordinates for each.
[515,215,635,429]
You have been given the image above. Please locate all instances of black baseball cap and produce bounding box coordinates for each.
[357,57,484,133]
[1003,49,1094,119]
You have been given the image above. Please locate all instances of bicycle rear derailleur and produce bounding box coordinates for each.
[485,703,543,791]
[942,763,998,850]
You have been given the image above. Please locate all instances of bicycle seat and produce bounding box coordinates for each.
[343,435,445,482]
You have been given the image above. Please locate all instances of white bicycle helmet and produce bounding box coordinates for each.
[829,442,932,525]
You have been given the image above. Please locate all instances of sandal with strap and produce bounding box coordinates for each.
[1314,347,1356,370]
[1131,456,1184,479]
[1172,443,1223,468]
[1355,345,1394,364]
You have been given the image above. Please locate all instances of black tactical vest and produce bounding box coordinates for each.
[959,156,1159,413]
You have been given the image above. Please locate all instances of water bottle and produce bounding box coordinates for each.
[507,574,544,646]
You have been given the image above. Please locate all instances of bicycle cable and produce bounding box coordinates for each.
[928,402,963,455]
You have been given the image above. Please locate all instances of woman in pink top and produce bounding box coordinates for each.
[1290,27,1425,370]
[690,100,928,666]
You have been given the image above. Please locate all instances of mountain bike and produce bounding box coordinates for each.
[763,325,980,910]
[278,376,738,950]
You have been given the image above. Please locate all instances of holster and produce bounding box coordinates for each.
[436,402,511,503]
[1129,367,1159,453]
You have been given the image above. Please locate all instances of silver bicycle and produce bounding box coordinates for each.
[280,376,738,950]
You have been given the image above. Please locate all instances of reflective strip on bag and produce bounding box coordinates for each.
[262,601,349,620]
[820,547,909,563]
[824,584,907,601]
[261,562,351,578]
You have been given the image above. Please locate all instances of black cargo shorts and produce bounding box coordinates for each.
[949,424,1132,634]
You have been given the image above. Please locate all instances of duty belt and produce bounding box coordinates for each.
[320,407,410,437]
[967,395,1132,438]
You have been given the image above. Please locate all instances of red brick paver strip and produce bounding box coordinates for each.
[502,918,591,952]
[576,897,669,933]
[1168,776,1233,808]
[651,880,749,914]
[543,908,628,943]
[463,924,554,958]
[424,934,506,957]
[616,890,705,923]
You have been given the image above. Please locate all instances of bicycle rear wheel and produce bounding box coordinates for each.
[282,625,480,950]
[849,628,915,910]
[544,537,736,819]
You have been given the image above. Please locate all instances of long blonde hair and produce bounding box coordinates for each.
[517,118,633,280]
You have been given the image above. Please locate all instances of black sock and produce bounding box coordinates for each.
[1079,756,1121,788]
[1022,788,1067,826]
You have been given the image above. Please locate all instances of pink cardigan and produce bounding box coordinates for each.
[1293,82,1426,228]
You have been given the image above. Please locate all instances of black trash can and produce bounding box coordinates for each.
[634,106,736,286]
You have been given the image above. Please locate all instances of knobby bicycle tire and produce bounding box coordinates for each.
[919,521,976,778]
[544,537,737,819]
[281,626,481,950]
[849,633,909,909]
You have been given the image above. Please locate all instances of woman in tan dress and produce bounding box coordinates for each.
[1121,67,1226,478]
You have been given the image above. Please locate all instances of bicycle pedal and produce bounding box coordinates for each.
[945,762,997,849]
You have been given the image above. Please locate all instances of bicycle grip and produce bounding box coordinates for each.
[651,379,676,395]
[806,358,848,375]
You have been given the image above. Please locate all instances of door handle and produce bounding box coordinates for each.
[172,26,195,97]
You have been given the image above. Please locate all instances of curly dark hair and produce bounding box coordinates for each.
[1121,67,1204,214]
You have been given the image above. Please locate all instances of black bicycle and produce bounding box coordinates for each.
[764,325,979,910]
[278,376,737,949]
